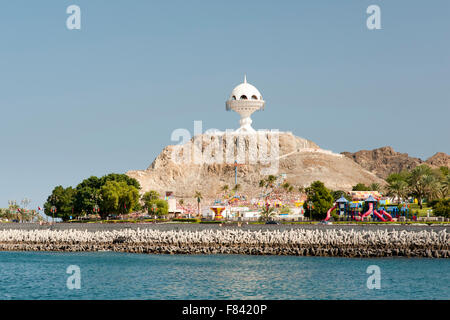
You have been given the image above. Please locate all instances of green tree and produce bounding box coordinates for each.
[429,198,450,218]
[73,174,141,214]
[303,181,334,220]
[407,165,439,209]
[438,166,449,177]
[100,173,141,190]
[432,167,450,198]
[259,180,265,188]
[387,179,408,204]
[352,183,370,191]
[142,190,160,202]
[146,199,169,217]
[74,176,103,214]
[441,174,450,198]
[99,181,139,218]
[44,186,76,221]
[266,175,277,188]
[142,190,161,212]
[386,171,410,184]
[331,190,351,201]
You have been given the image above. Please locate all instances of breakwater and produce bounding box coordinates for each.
[0,228,448,258]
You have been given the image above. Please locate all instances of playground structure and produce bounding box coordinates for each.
[325,195,394,222]
[210,206,226,220]
[325,196,349,221]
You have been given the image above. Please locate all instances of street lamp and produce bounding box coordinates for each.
[308,201,313,221]
[152,203,157,219]
[91,193,102,220]
[49,195,58,224]
[50,206,57,224]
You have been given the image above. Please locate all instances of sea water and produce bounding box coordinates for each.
[0,251,448,300]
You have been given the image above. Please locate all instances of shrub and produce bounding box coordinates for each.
[146,199,169,217]
[430,198,450,218]
[200,221,223,224]
[172,218,200,223]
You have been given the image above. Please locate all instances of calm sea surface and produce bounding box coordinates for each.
[0,251,448,300]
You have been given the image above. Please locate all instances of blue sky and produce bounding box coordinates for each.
[0,0,449,208]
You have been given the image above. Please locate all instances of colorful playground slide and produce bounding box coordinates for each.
[379,209,393,220]
[324,205,337,221]
[361,202,374,219]
[374,209,393,221]
[372,210,387,221]
[352,202,373,221]
[325,202,393,222]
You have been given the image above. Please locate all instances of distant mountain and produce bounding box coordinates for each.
[341,147,449,179]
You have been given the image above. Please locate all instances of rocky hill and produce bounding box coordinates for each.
[426,152,450,168]
[341,147,449,179]
[126,132,384,199]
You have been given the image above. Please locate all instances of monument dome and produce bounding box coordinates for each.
[226,75,265,133]
[230,76,263,101]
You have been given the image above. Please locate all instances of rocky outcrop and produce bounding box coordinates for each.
[0,228,448,258]
[341,146,423,179]
[341,147,449,179]
[127,132,384,198]
[426,152,450,168]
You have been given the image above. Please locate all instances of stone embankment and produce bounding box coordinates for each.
[0,228,448,258]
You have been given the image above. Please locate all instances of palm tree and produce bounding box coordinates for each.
[259,179,266,188]
[259,205,276,222]
[408,165,437,209]
[194,191,202,217]
[441,174,450,198]
[222,185,229,193]
[387,180,408,204]
[369,183,381,192]
[266,175,277,188]
[423,174,441,202]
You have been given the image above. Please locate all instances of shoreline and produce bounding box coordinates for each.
[1,222,449,232]
[0,226,448,258]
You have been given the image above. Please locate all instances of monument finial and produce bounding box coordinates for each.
[244,74,247,83]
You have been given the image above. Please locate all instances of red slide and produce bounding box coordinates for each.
[377,209,393,221]
[352,203,374,221]
[373,210,387,222]
[324,205,337,221]
[361,202,374,219]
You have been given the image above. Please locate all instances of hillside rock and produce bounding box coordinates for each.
[426,152,450,168]
[127,132,384,199]
[341,147,449,179]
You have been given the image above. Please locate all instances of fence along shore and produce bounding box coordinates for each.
[0,228,448,258]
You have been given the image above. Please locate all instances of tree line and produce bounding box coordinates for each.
[44,173,168,221]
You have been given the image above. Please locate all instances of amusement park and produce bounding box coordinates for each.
[173,178,418,224]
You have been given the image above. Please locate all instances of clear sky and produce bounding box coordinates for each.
[0,0,449,209]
